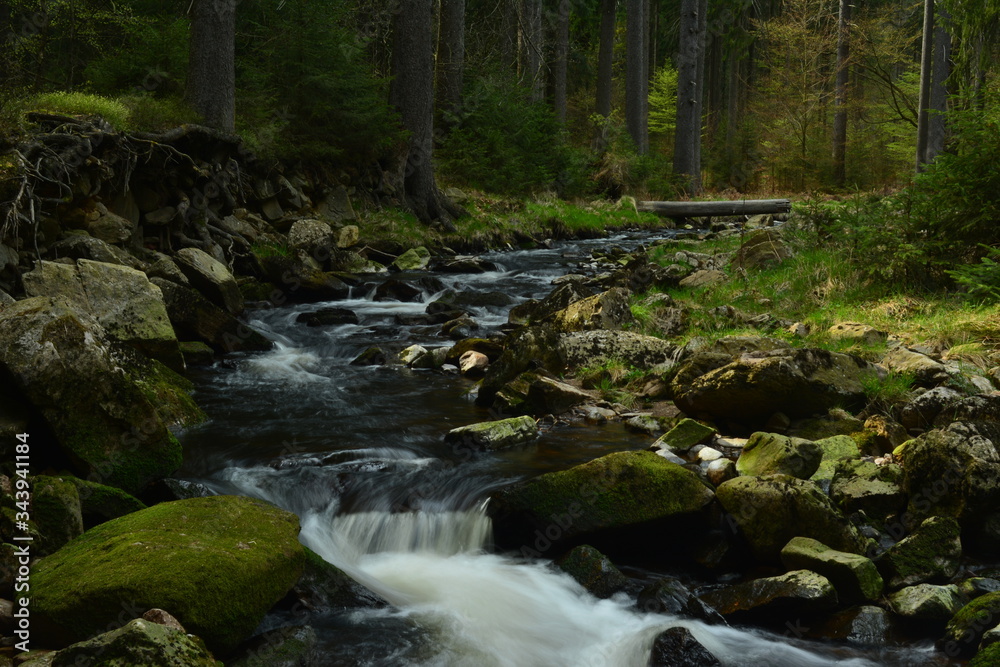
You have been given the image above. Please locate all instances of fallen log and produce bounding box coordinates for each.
[638,199,792,217]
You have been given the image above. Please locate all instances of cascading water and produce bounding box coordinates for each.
[178,233,956,666]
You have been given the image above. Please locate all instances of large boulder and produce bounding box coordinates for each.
[23,259,180,367]
[636,578,726,624]
[829,460,906,521]
[651,418,717,455]
[32,496,306,655]
[392,246,431,271]
[698,570,838,620]
[940,592,1000,657]
[729,228,790,272]
[735,432,822,479]
[489,451,714,556]
[888,584,965,622]
[716,475,868,563]
[556,330,681,370]
[508,281,594,326]
[0,297,183,494]
[35,618,217,666]
[287,219,336,260]
[673,348,879,424]
[882,346,950,387]
[153,278,272,353]
[780,537,883,603]
[901,387,964,433]
[877,516,962,590]
[899,427,1000,549]
[476,327,563,407]
[174,247,244,314]
[544,287,634,333]
[524,376,594,415]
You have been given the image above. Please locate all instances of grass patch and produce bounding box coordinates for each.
[862,371,915,415]
[29,92,132,130]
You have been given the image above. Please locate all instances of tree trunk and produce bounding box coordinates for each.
[436,0,465,130]
[927,7,951,162]
[553,0,570,125]
[674,0,705,193]
[832,0,852,188]
[596,0,616,118]
[626,0,649,154]
[519,0,545,102]
[915,0,934,172]
[390,0,461,228]
[187,0,236,132]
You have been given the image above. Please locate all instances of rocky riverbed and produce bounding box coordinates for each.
[2,123,1000,664]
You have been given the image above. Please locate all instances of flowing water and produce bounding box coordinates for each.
[177,232,955,666]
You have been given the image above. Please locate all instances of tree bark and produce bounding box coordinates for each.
[927,7,951,163]
[553,0,570,125]
[674,0,705,193]
[915,0,934,172]
[832,0,852,188]
[596,0,616,119]
[436,0,465,130]
[626,0,649,154]
[390,0,460,228]
[638,199,792,216]
[518,0,545,102]
[187,0,236,132]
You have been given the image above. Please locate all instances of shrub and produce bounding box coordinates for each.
[438,78,571,195]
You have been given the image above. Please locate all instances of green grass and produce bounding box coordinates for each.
[29,92,133,130]
[637,221,1000,366]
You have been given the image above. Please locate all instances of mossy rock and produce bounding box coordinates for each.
[229,625,317,667]
[888,584,964,622]
[780,536,883,603]
[970,643,1000,666]
[44,618,217,666]
[878,516,962,590]
[698,569,838,620]
[490,450,714,553]
[829,459,906,521]
[0,297,183,495]
[716,474,869,564]
[67,476,147,528]
[127,354,206,428]
[31,475,84,556]
[735,432,822,479]
[287,547,386,611]
[810,435,862,482]
[556,545,630,599]
[653,418,716,454]
[941,592,1000,657]
[32,495,305,655]
[787,409,865,442]
[444,416,539,452]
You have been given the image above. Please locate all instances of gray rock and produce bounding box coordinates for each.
[781,536,883,603]
[889,584,965,621]
[652,418,717,454]
[878,516,962,590]
[545,287,634,333]
[153,278,271,354]
[830,460,906,521]
[883,347,951,387]
[698,570,838,619]
[637,578,726,624]
[288,219,336,260]
[525,376,593,415]
[174,247,244,314]
[673,348,881,424]
[716,474,868,563]
[735,432,822,479]
[556,545,630,599]
[44,618,216,666]
[648,627,722,667]
[444,416,538,452]
[901,387,964,433]
[0,297,182,494]
[557,330,681,370]
[23,259,180,366]
[392,246,431,271]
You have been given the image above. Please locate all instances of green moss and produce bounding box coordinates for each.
[881,516,961,589]
[32,495,305,655]
[970,643,1000,666]
[68,477,147,526]
[31,476,83,554]
[129,357,206,428]
[943,592,1000,657]
[504,450,713,535]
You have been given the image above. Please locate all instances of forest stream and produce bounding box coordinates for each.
[176,231,957,666]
